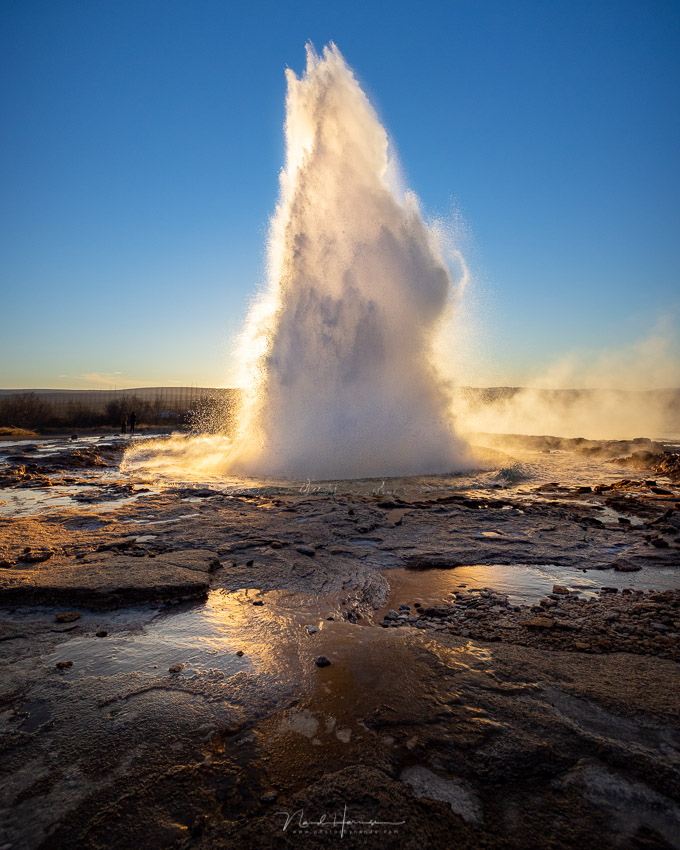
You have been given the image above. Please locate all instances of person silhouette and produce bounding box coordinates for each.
[129,411,137,435]
[120,414,127,435]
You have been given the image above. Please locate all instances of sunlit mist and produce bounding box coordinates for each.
[128,42,472,480]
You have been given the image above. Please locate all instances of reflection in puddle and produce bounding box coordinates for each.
[381,563,680,609]
[128,512,201,525]
[0,478,158,518]
[45,591,268,677]
[44,588,343,680]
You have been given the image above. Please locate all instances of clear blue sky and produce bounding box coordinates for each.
[1,0,678,389]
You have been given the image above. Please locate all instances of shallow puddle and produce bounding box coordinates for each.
[379,562,680,609]
[44,588,341,679]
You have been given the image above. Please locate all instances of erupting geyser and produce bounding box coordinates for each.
[227,43,470,479]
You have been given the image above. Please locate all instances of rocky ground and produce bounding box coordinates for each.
[0,436,679,849]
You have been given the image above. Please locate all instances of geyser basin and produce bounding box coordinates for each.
[132,43,471,481]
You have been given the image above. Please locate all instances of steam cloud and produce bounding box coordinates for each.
[457,326,680,441]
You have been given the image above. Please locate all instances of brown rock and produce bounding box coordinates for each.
[55,611,81,623]
[525,617,555,629]
[0,548,219,608]
[19,549,53,564]
[552,585,570,595]
[613,559,641,572]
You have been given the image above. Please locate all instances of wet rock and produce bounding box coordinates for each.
[0,559,16,569]
[552,585,570,595]
[650,590,674,602]
[0,549,219,608]
[613,559,641,572]
[401,765,483,823]
[55,611,81,623]
[252,600,264,606]
[190,815,208,837]
[236,650,245,657]
[168,663,185,674]
[95,630,108,638]
[296,545,315,557]
[422,605,452,617]
[314,656,331,667]
[56,660,73,670]
[19,548,53,564]
[525,617,555,629]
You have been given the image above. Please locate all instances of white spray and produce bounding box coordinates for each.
[227,43,469,479]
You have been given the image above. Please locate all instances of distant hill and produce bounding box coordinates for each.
[1,386,678,435]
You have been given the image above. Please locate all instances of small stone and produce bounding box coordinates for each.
[573,641,590,651]
[55,611,81,623]
[252,600,264,606]
[56,660,73,670]
[168,663,186,674]
[613,560,641,572]
[601,586,619,594]
[305,625,319,635]
[19,548,53,564]
[296,545,315,557]
[190,815,208,837]
[314,656,331,668]
[0,559,16,569]
[95,630,108,638]
[650,590,674,602]
[525,617,555,629]
[261,791,278,803]
[236,650,245,656]
[552,585,570,595]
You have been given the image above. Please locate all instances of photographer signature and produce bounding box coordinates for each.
[277,804,405,838]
